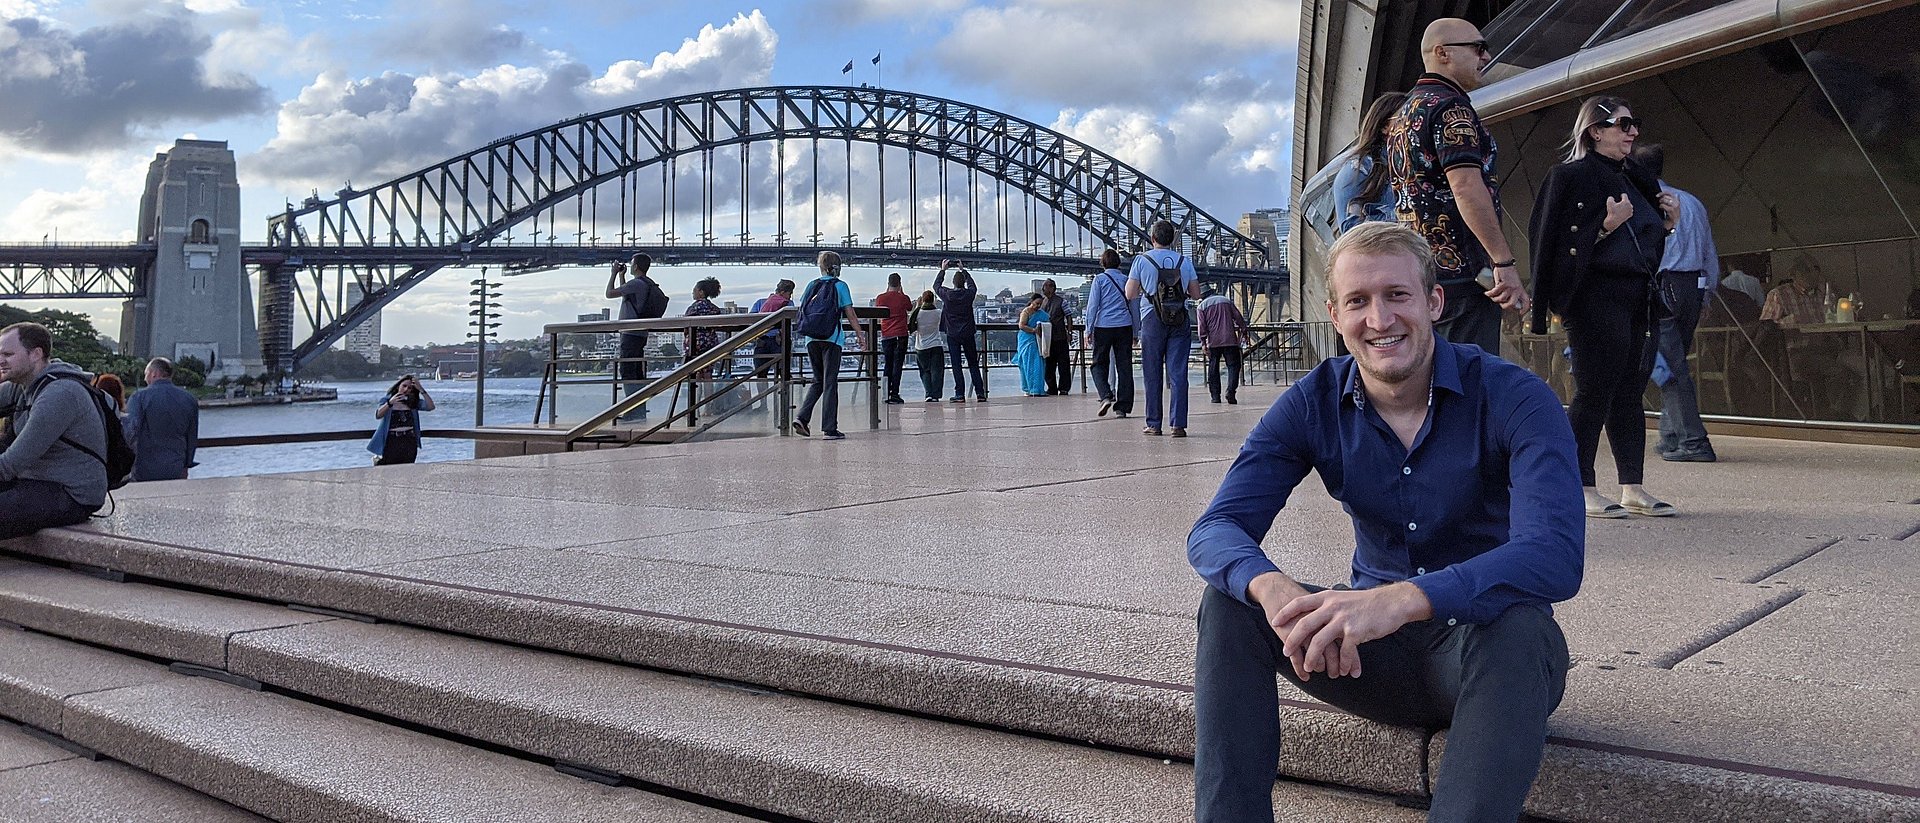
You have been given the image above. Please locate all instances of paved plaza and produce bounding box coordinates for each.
[2,378,1915,821]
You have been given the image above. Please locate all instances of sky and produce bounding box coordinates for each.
[0,0,1300,347]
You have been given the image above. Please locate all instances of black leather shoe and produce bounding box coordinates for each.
[1660,449,1717,463]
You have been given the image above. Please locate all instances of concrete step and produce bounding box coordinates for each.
[11,533,1918,822]
[0,628,754,823]
[0,559,1424,823]
[0,720,267,822]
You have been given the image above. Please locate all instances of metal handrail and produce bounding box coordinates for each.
[561,308,799,440]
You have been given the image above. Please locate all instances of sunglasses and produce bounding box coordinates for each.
[1597,116,1644,130]
[1441,40,1490,54]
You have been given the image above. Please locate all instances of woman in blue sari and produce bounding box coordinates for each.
[1014,293,1050,396]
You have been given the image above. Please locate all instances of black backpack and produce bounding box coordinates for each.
[796,277,843,339]
[1150,253,1190,327]
[39,372,135,490]
[626,276,669,320]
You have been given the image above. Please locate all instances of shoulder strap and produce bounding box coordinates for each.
[43,373,108,466]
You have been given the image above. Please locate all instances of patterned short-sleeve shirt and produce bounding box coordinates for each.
[1386,73,1500,285]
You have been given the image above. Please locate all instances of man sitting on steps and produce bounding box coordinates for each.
[0,322,108,540]
[1188,222,1584,822]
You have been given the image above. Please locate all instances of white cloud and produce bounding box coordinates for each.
[248,10,779,191]
[822,0,969,24]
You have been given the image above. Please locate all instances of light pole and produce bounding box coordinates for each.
[468,268,502,426]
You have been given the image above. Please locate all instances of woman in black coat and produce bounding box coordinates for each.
[1528,95,1680,519]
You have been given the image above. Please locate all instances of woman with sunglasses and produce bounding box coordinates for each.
[1528,95,1681,519]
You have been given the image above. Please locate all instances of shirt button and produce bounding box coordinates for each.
[1402,466,1412,475]
[1416,567,1427,575]
[1569,248,1578,256]
[1447,618,1458,626]
[1407,522,1418,532]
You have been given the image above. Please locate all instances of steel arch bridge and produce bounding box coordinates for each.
[259,85,1281,373]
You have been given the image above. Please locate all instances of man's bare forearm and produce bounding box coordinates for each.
[1447,170,1513,263]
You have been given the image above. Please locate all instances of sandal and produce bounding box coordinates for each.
[1623,501,1678,517]
[1585,503,1628,519]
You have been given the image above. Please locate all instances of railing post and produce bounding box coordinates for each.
[778,317,792,436]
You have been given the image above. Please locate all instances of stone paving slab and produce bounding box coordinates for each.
[0,753,268,822]
[0,721,73,772]
[1677,590,1920,692]
[1768,537,1920,597]
[231,619,1426,823]
[0,561,333,669]
[63,677,754,823]
[1556,577,1800,666]
[0,629,171,733]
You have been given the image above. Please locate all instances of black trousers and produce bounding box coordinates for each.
[1437,282,1502,355]
[1206,346,1243,402]
[947,333,986,399]
[0,478,96,540]
[1195,586,1568,823]
[619,332,650,419]
[1565,274,1654,486]
[881,336,908,399]
[1044,325,1072,394]
[1089,326,1134,414]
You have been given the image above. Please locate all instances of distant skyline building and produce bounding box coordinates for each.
[342,275,381,362]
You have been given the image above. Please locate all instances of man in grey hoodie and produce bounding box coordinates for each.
[0,322,107,539]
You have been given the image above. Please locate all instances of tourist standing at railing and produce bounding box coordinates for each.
[1198,290,1251,405]
[1084,248,1137,419]
[751,279,796,375]
[1632,144,1719,463]
[92,373,126,416]
[1014,294,1050,397]
[683,277,726,379]
[1126,220,1201,437]
[606,253,668,422]
[908,290,944,402]
[1190,222,1582,823]
[125,358,197,482]
[1039,279,1072,395]
[1386,18,1528,355]
[371,374,434,466]
[1527,95,1678,519]
[874,273,913,405]
[793,251,861,441]
[935,261,987,402]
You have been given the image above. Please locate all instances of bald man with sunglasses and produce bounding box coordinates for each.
[1385,17,1527,355]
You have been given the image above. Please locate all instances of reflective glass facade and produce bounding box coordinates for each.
[1489,5,1920,426]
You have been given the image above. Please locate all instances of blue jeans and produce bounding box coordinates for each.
[0,478,95,540]
[1194,585,1569,823]
[1649,273,1711,454]
[797,341,843,433]
[1139,321,1191,429]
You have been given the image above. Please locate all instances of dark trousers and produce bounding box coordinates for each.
[0,478,96,540]
[1090,326,1135,414]
[881,336,909,400]
[1195,585,1569,823]
[1436,283,1502,355]
[1566,275,1653,486]
[796,341,843,433]
[1647,272,1711,455]
[947,333,986,399]
[618,332,650,419]
[915,346,945,400]
[1206,346,1243,402]
[376,435,419,466]
[1044,326,1071,394]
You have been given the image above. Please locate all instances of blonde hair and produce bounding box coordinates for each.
[1563,95,1629,163]
[1324,221,1436,294]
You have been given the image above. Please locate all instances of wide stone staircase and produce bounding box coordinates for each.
[0,537,1427,822]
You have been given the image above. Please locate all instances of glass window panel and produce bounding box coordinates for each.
[1484,0,1625,71]
[1593,0,1739,45]
[1793,6,1920,238]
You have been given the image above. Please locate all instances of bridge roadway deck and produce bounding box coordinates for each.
[34,383,1920,819]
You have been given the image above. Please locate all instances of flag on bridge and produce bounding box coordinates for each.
[841,60,853,74]
[872,52,881,65]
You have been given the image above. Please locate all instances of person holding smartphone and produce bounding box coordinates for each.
[372,375,435,465]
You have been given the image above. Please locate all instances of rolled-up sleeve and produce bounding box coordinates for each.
[1188,389,1315,606]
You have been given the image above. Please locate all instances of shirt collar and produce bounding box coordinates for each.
[1415,72,1469,97]
[1340,331,1462,409]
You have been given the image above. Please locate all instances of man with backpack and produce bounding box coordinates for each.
[606,253,669,421]
[1125,220,1202,437]
[0,322,109,539]
[792,251,863,441]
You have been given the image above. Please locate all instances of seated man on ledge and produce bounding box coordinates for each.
[1188,222,1583,823]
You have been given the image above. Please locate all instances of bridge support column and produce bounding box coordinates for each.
[122,139,260,377]
[257,263,295,389]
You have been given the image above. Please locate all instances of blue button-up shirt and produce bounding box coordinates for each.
[1658,182,1720,290]
[1188,335,1584,624]
[1084,268,1139,330]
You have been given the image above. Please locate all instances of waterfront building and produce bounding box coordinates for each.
[1292,1,1920,432]
[342,276,382,363]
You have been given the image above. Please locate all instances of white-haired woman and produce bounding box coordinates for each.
[1528,95,1681,518]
